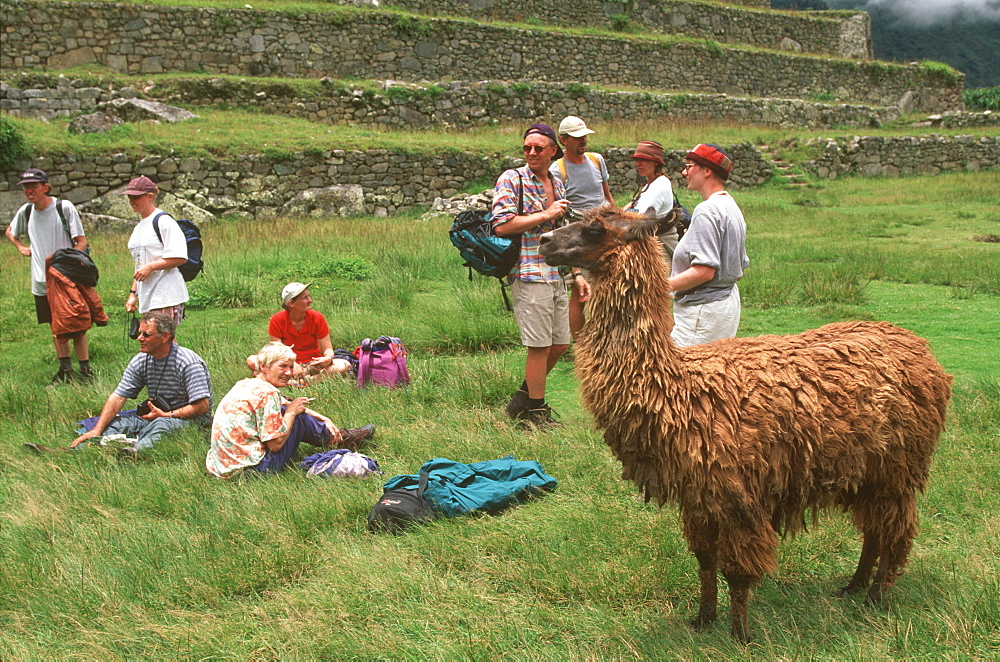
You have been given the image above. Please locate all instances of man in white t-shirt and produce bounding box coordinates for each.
[122,176,189,326]
[549,116,614,340]
[5,168,94,384]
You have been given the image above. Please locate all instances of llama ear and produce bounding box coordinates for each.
[620,212,663,242]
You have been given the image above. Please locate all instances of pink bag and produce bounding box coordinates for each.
[357,336,410,388]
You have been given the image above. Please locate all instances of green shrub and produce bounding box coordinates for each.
[0,115,30,171]
[965,86,1000,112]
[510,82,534,96]
[609,13,633,32]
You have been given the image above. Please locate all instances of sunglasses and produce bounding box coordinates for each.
[522,144,551,154]
[137,331,161,339]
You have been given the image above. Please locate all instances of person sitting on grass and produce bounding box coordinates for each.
[207,342,375,479]
[245,282,354,383]
[24,312,214,460]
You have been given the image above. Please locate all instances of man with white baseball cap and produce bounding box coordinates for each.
[549,116,615,340]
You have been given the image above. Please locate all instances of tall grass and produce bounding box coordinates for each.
[1,171,999,658]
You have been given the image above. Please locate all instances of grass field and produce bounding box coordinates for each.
[1,171,999,658]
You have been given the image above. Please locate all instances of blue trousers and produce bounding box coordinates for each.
[102,414,193,450]
[250,411,331,474]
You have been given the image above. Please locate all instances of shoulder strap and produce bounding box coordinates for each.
[556,158,566,181]
[14,203,31,230]
[152,211,166,244]
[415,470,430,499]
[585,152,600,170]
[54,198,72,240]
[516,171,523,216]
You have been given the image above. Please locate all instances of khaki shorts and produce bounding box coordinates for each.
[510,279,570,348]
[671,286,741,348]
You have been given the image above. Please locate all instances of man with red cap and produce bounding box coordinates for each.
[5,168,96,384]
[491,123,571,427]
[668,144,749,347]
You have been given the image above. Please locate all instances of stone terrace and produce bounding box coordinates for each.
[0,1,963,112]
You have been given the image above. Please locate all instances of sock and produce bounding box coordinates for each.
[59,357,72,372]
[79,359,91,372]
[526,397,545,410]
[519,380,528,393]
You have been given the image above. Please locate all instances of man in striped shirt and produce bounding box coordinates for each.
[491,123,573,428]
[68,311,213,459]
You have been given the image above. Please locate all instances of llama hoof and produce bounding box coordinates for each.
[864,586,885,607]
[688,615,716,631]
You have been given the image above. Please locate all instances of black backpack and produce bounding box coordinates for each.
[153,212,204,281]
[367,470,434,534]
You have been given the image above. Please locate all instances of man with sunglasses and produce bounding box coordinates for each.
[491,123,572,427]
[65,312,212,459]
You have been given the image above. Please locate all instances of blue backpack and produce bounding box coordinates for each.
[448,171,523,280]
[153,212,203,281]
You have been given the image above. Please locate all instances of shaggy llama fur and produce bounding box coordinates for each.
[539,208,952,642]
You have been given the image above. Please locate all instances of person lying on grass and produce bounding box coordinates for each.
[207,341,374,479]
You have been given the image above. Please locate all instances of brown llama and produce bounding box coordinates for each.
[539,207,952,642]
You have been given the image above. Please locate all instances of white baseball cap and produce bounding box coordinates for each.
[281,282,312,306]
[558,116,595,138]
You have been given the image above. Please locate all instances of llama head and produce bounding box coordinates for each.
[540,206,678,274]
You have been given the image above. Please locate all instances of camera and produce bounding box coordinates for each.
[136,396,169,416]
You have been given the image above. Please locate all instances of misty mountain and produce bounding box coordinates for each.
[771,0,1000,88]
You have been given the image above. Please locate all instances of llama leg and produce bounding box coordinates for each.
[717,515,776,643]
[722,570,755,644]
[684,514,719,630]
[866,494,918,605]
[837,532,879,597]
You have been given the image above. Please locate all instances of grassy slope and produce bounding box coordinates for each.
[1,172,999,658]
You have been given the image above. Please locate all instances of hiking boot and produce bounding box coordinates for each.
[48,368,75,386]
[338,424,376,451]
[515,403,561,429]
[78,365,95,382]
[116,446,139,462]
[505,389,529,419]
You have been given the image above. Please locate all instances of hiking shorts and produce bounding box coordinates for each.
[671,286,741,348]
[35,295,52,324]
[510,279,570,348]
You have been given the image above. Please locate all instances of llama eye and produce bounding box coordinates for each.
[582,226,604,239]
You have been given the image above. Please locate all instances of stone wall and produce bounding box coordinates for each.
[804,135,1000,179]
[0,78,127,120]
[377,0,872,59]
[0,75,900,129]
[0,1,963,113]
[0,144,771,221]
